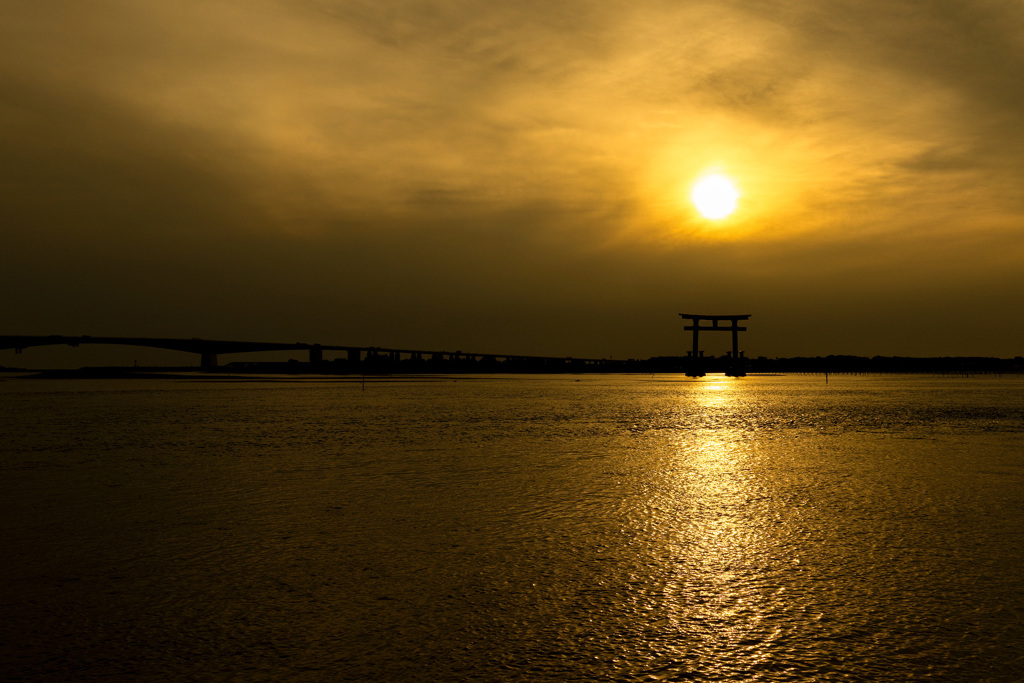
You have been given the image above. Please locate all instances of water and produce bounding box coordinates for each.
[1,373,1023,681]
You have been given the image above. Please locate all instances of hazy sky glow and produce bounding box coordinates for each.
[4,0,1024,364]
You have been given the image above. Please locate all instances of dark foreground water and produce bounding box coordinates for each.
[1,373,1023,681]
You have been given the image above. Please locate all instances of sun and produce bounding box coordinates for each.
[691,173,740,220]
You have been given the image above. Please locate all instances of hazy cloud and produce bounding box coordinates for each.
[3,0,1024,360]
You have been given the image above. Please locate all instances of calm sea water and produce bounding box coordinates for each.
[1,373,1023,681]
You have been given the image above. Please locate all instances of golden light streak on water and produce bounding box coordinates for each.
[2,374,1024,680]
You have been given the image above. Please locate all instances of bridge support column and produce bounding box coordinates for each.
[690,325,702,377]
[309,345,323,364]
[201,351,218,370]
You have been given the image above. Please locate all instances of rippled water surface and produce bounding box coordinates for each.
[2,374,1024,681]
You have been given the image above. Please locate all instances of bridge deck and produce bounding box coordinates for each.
[0,335,612,368]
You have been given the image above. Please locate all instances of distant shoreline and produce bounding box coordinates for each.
[2,354,1022,379]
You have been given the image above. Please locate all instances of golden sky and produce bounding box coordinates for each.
[4,0,1024,360]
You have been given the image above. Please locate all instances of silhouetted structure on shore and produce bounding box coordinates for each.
[679,313,750,377]
[744,355,1024,375]
[2,335,1022,377]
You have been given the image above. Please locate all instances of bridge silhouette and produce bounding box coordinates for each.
[0,335,619,371]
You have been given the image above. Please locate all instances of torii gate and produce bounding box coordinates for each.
[679,313,750,377]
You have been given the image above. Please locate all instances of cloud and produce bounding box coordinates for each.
[3,0,1024,356]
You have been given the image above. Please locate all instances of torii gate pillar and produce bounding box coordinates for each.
[309,345,323,364]
[679,313,751,377]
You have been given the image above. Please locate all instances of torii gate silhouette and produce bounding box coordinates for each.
[679,313,750,377]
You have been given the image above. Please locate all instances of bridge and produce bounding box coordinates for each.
[0,335,617,371]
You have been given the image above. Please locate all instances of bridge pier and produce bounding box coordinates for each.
[201,351,218,370]
[309,345,323,364]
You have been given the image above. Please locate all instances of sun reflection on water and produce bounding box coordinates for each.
[693,375,736,409]
[657,377,789,674]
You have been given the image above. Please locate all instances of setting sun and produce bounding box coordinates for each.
[691,173,740,219]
